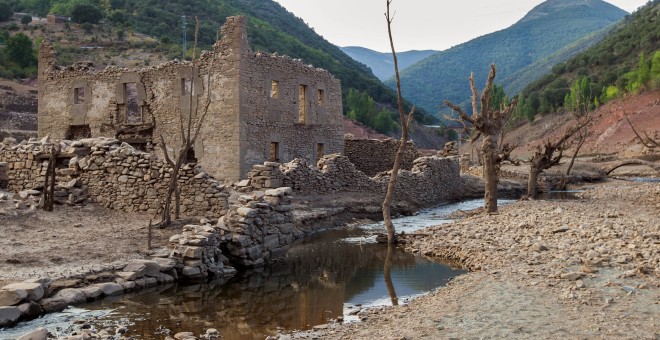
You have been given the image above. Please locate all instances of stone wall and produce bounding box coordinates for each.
[0,137,229,218]
[245,154,462,206]
[38,16,344,183]
[343,139,419,176]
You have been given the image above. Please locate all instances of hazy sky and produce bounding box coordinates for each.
[273,0,649,52]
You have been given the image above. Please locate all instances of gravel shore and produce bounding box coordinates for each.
[285,180,659,339]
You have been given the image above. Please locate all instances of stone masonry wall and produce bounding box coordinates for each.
[38,16,344,183]
[246,154,462,206]
[344,139,420,176]
[0,137,229,218]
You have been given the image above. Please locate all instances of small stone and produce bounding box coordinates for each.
[96,283,124,296]
[560,272,585,281]
[530,243,548,252]
[16,326,48,340]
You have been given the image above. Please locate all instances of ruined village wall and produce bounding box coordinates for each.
[38,43,242,182]
[238,47,344,179]
[0,138,229,218]
[246,154,461,206]
[343,139,420,176]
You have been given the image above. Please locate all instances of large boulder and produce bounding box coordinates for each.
[2,282,45,301]
[0,287,28,306]
[0,306,21,327]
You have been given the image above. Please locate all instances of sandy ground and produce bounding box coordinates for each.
[284,179,659,339]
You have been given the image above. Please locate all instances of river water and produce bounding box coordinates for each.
[3,199,514,340]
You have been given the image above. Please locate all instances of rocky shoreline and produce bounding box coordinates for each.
[277,179,659,339]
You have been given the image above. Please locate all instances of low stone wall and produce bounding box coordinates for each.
[245,154,461,206]
[344,139,420,176]
[0,137,229,218]
[377,155,462,206]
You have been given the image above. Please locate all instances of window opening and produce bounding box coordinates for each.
[182,78,192,96]
[270,80,280,98]
[74,87,85,104]
[298,84,307,123]
[316,143,324,164]
[124,82,141,124]
[269,142,280,162]
[317,89,325,106]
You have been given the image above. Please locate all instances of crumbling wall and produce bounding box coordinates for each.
[38,16,344,183]
[238,46,344,178]
[0,137,229,218]
[245,154,461,206]
[343,139,420,176]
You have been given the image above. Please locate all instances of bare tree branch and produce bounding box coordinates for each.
[626,113,659,148]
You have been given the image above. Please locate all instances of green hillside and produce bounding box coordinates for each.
[340,46,437,81]
[517,0,660,118]
[1,0,436,124]
[389,0,627,116]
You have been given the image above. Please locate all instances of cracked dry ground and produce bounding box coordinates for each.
[291,180,659,339]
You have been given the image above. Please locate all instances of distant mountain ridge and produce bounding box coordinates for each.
[389,0,628,116]
[340,47,437,80]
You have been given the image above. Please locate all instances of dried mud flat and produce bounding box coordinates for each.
[0,202,171,287]
[288,180,660,339]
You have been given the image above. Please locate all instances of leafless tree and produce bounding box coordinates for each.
[565,114,591,176]
[527,118,590,197]
[381,0,415,244]
[444,65,517,213]
[626,114,659,149]
[42,144,59,211]
[157,18,218,227]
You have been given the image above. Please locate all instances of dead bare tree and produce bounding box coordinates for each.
[444,65,517,213]
[158,18,218,227]
[626,114,659,148]
[527,119,590,197]
[381,0,415,244]
[565,114,591,176]
[42,144,59,211]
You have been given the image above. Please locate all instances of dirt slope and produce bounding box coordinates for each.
[504,90,660,159]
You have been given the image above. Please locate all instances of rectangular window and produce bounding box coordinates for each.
[124,82,141,124]
[74,87,85,104]
[316,143,324,163]
[269,142,280,162]
[317,89,325,106]
[270,80,280,98]
[181,78,192,96]
[298,84,307,123]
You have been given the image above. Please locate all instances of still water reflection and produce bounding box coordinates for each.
[81,227,465,339]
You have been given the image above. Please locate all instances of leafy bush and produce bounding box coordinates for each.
[71,3,103,24]
[0,1,12,21]
[6,32,36,67]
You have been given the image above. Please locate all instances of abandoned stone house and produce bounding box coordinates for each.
[37,16,344,182]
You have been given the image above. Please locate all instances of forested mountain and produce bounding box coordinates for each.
[340,46,437,81]
[516,0,659,119]
[390,0,628,116]
[1,0,436,124]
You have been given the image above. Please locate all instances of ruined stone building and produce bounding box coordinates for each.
[37,16,344,182]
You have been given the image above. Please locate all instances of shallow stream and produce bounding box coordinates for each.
[3,199,515,339]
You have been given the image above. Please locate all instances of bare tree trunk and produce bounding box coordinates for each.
[382,0,415,244]
[43,145,57,212]
[384,244,398,306]
[565,136,585,176]
[482,135,499,213]
[528,169,540,198]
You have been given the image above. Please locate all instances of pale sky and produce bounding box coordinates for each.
[273,0,649,52]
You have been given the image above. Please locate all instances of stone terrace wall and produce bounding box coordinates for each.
[0,137,229,218]
[344,139,420,176]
